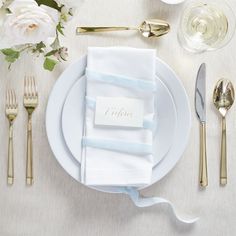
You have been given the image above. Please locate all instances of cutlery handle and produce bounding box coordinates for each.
[220,117,227,185]
[26,114,33,185]
[7,123,14,185]
[76,26,137,34]
[199,122,208,187]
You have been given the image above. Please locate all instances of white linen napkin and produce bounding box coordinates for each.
[81,47,156,187]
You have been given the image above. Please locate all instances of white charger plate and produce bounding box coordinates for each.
[61,75,177,167]
[46,56,191,193]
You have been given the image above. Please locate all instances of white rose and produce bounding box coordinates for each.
[0,0,59,49]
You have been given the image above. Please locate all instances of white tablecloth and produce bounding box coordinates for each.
[0,0,236,235]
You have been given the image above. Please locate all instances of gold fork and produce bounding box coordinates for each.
[5,90,18,185]
[24,76,38,185]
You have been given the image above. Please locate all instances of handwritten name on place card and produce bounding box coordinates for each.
[95,97,144,128]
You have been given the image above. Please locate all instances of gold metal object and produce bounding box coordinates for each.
[213,79,235,185]
[5,90,18,185]
[199,122,208,187]
[76,19,170,38]
[24,76,38,186]
[195,63,208,187]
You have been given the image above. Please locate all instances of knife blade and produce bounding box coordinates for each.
[195,63,208,187]
[195,63,206,123]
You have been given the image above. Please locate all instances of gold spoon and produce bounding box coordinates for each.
[213,79,235,185]
[76,19,170,38]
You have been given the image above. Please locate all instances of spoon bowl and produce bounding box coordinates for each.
[213,79,235,117]
[139,19,170,38]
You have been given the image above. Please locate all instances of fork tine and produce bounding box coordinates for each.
[24,76,27,97]
[30,76,34,97]
[10,90,13,108]
[25,76,28,97]
[25,76,30,97]
[28,76,31,97]
[27,76,31,97]
[8,90,12,108]
[32,76,37,97]
[15,92,18,108]
[6,90,9,108]
[35,79,38,97]
[12,90,17,108]
[12,90,15,108]
[30,76,33,97]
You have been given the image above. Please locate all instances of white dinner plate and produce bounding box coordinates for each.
[61,75,177,167]
[46,56,191,193]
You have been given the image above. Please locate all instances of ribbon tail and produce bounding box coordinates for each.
[122,187,199,224]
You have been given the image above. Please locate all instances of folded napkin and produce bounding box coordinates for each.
[81,47,156,186]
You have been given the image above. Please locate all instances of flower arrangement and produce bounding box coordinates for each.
[0,0,81,71]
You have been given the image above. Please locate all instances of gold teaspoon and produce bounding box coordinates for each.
[76,19,170,38]
[213,79,235,185]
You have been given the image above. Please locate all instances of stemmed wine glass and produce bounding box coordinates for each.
[178,0,236,53]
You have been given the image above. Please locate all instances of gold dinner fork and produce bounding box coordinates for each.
[5,90,18,185]
[24,76,38,185]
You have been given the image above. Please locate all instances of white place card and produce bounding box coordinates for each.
[95,97,144,128]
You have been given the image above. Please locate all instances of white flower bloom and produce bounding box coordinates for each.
[60,5,74,22]
[55,0,83,8]
[0,0,59,49]
[0,0,3,8]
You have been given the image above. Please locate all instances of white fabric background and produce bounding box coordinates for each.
[0,0,236,235]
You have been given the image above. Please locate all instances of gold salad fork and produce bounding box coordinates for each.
[24,76,38,185]
[5,90,18,185]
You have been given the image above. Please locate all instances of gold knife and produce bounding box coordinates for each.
[195,63,208,187]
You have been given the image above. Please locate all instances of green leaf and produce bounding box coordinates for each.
[43,57,58,71]
[1,48,20,63]
[5,8,12,14]
[45,50,58,57]
[1,48,19,56]
[35,0,60,10]
[36,41,46,50]
[32,41,46,53]
[50,37,60,50]
[5,56,16,63]
[57,23,64,36]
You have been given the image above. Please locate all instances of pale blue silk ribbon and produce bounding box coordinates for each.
[86,69,157,91]
[120,187,199,224]
[82,137,152,155]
